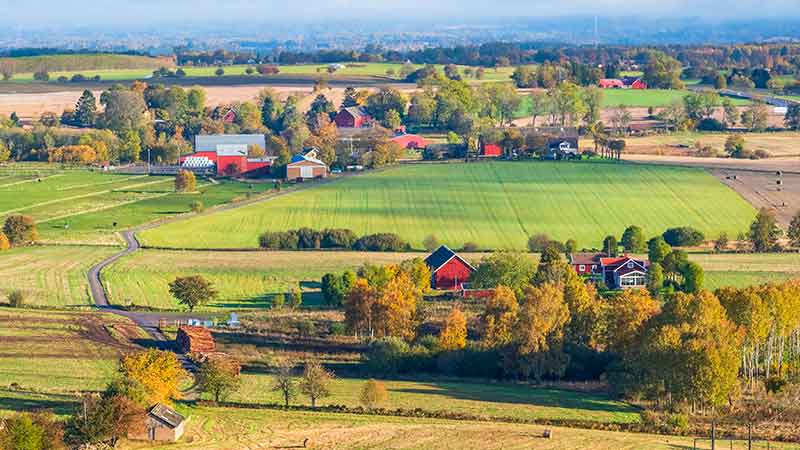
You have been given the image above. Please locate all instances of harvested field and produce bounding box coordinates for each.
[623,131,800,158]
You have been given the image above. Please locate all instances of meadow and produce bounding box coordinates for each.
[0,246,116,308]
[139,161,756,251]
[0,308,142,395]
[0,165,282,244]
[133,405,791,450]
[623,131,800,157]
[0,53,172,76]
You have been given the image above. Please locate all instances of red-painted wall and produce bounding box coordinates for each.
[433,258,474,290]
[482,143,502,157]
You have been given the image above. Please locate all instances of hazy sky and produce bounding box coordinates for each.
[7,0,799,26]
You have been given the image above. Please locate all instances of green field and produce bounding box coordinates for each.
[692,253,800,290]
[0,246,116,308]
[0,308,141,394]
[139,161,756,251]
[0,53,172,77]
[0,166,283,244]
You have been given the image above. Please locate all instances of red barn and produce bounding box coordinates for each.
[480,143,502,157]
[334,106,371,128]
[392,133,429,149]
[179,134,275,177]
[622,76,647,89]
[598,78,625,89]
[424,245,476,291]
[569,253,603,276]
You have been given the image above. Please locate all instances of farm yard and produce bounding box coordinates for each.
[139,161,756,251]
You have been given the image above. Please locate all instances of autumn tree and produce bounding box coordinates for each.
[271,361,298,407]
[343,278,378,338]
[789,210,800,248]
[603,289,661,356]
[0,232,10,251]
[0,411,65,450]
[67,394,145,448]
[439,307,467,350]
[3,214,38,246]
[168,275,217,312]
[514,282,571,380]
[198,358,241,402]
[479,285,519,348]
[119,349,187,406]
[299,360,334,408]
[360,379,389,410]
[374,272,420,341]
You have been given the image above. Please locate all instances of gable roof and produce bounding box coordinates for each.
[341,106,369,119]
[149,403,185,429]
[570,253,603,265]
[601,256,648,272]
[195,134,266,153]
[288,154,326,166]
[424,245,476,273]
[622,76,643,86]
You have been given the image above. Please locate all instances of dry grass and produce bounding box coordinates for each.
[622,132,800,157]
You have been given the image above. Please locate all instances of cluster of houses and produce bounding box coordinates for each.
[423,245,650,292]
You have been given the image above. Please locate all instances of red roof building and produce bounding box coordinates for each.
[481,143,502,157]
[598,77,647,90]
[424,245,476,291]
[599,79,625,89]
[334,106,372,128]
[179,134,276,177]
[570,253,649,289]
[391,133,429,149]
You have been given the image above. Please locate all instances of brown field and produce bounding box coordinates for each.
[621,131,800,158]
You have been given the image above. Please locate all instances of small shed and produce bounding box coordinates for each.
[286,154,328,180]
[424,245,476,291]
[128,403,186,443]
[176,326,216,354]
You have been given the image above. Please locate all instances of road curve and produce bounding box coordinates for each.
[88,231,140,308]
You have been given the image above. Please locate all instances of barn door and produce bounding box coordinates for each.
[300,166,313,178]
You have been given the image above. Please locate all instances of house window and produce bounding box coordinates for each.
[579,265,586,272]
[627,262,634,269]
[620,274,646,287]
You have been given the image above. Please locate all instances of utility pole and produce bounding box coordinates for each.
[147,148,151,175]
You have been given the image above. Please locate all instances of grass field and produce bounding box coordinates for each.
[139,161,756,251]
[0,246,116,308]
[0,165,283,244]
[224,374,640,424]
[129,405,794,450]
[0,307,142,394]
[0,53,172,77]
[692,253,800,290]
[624,131,800,157]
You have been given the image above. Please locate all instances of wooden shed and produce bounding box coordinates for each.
[286,154,328,180]
[128,403,186,443]
[176,326,216,354]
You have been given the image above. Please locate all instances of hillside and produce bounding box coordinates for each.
[139,160,757,250]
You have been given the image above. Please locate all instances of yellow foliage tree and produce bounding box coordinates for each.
[603,288,661,356]
[0,232,9,251]
[174,169,196,192]
[480,285,519,348]
[343,278,378,338]
[120,349,187,406]
[48,145,97,164]
[374,272,420,341]
[439,307,467,350]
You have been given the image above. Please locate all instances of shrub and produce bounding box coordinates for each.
[329,322,347,336]
[175,169,196,192]
[527,233,552,252]
[259,231,299,249]
[360,379,389,410]
[296,320,316,337]
[662,227,705,247]
[696,118,726,131]
[3,215,38,245]
[766,376,788,394]
[422,235,440,251]
[288,289,303,308]
[215,67,225,76]
[667,413,690,434]
[320,228,357,248]
[271,293,285,309]
[296,227,321,249]
[8,290,25,308]
[461,241,480,252]
[365,337,411,375]
[33,69,50,81]
[190,200,204,213]
[353,233,410,252]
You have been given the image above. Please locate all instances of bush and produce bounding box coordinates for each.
[321,228,357,248]
[271,293,285,309]
[422,235,440,252]
[360,379,389,410]
[190,200,204,213]
[259,231,300,249]
[527,233,552,252]
[7,290,25,307]
[461,241,480,252]
[296,227,321,249]
[329,322,347,336]
[353,233,410,252]
[662,227,705,247]
[288,289,303,308]
[696,118,726,131]
[667,413,690,434]
[296,320,316,337]
[365,337,411,375]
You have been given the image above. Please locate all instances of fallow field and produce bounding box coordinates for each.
[139,161,756,251]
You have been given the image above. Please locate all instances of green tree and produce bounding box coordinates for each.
[119,128,141,162]
[198,358,241,402]
[3,215,38,246]
[73,90,98,128]
[470,252,537,296]
[788,210,800,248]
[681,261,704,293]
[407,91,436,127]
[647,262,664,294]
[647,236,672,264]
[724,134,746,158]
[99,89,146,132]
[642,50,684,89]
[0,140,10,162]
[168,275,218,312]
[299,360,334,408]
[603,235,618,257]
[365,87,407,123]
[748,207,783,252]
[67,394,144,448]
[785,104,800,131]
[621,225,646,253]
[0,411,64,450]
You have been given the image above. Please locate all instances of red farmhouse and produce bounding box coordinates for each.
[424,245,476,290]
[334,106,372,128]
[569,252,649,289]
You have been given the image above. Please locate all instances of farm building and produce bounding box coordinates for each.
[176,325,216,353]
[480,142,503,157]
[570,253,649,289]
[335,106,372,128]
[128,403,186,443]
[392,133,429,149]
[180,134,275,177]
[598,77,647,89]
[286,153,328,180]
[424,245,476,290]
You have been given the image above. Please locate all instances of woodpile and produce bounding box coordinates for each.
[176,326,215,353]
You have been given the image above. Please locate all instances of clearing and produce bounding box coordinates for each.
[139,161,756,251]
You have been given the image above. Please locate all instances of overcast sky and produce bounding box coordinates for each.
[6,0,799,26]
